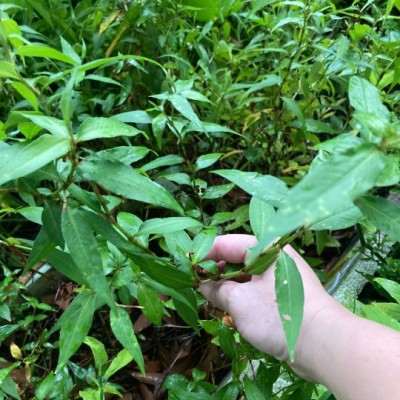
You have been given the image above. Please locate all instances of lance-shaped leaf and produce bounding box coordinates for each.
[80,210,193,289]
[246,144,385,266]
[110,307,144,374]
[249,197,275,240]
[61,208,115,310]
[79,159,183,214]
[275,251,304,362]
[57,291,96,370]
[75,117,142,142]
[213,169,288,207]
[0,135,70,185]
[355,195,400,242]
[136,217,202,236]
[18,114,69,137]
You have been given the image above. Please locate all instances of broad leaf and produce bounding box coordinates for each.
[46,249,86,285]
[0,61,20,79]
[374,278,400,304]
[0,135,70,185]
[110,307,144,374]
[79,160,184,214]
[80,210,194,289]
[310,204,362,231]
[90,146,150,165]
[195,153,222,170]
[243,377,265,400]
[249,197,275,240]
[349,76,389,118]
[24,228,56,274]
[137,283,164,326]
[173,288,199,333]
[355,195,400,241]
[18,114,69,137]
[84,337,108,372]
[16,45,79,65]
[213,169,288,207]
[76,117,142,142]
[58,291,96,370]
[191,229,217,264]
[141,154,184,171]
[247,144,385,266]
[275,251,304,362]
[61,207,115,310]
[103,349,134,381]
[42,201,64,247]
[136,217,202,236]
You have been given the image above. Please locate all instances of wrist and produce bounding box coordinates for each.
[289,295,355,381]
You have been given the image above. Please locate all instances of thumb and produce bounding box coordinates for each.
[199,280,238,311]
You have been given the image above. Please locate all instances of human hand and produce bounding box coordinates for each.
[199,234,341,371]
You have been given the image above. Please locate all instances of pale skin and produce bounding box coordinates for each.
[200,234,400,400]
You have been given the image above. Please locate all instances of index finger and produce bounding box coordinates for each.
[205,234,258,263]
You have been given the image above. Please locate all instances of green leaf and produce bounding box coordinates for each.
[243,377,265,400]
[46,249,86,285]
[84,337,108,372]
[103,349,134,381]
[349,76,389,118]
[0,61,20,79]
[80,210,193,289]
[195,153,222,171]
[60,71,76,123]
[213,169,288,207]
[1,374,21,400]
[214,382,240,400]
[172,288,199,332]
[58,291,96,370]
[202,183,234,199]
[218,323,237,359]
[42,201,64,247]
[79,159,183,214]
[191,229,217,264]
[137,283,164,326]
[113,110,152,124]
[61,207,115,310]
[10,82,38,110]
[24,228,56,274]
[310,205,362,231]
[376,155,400,187]
[110,307,144,374]
[275,251,304,362]
[16,45,79,65]
[76,117,142,142]
[141,155,184,171]
[244,246,279,275]
[90,146,150,165]
[374,278,400,304]
[170,94,200,122]
[243,74,282,96]
[247,144,385,265]
[361,303,400,331]
[355,195,400,242]
[0,135,70,185]
[18,114,69,137]
[249,197,275,240]
[136,217,202,236]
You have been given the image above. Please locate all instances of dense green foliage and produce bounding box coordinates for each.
[0,0,400,398]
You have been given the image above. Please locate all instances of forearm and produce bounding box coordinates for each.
[293,301,400,400]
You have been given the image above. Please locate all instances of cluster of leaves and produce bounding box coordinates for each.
[0,0,400,398]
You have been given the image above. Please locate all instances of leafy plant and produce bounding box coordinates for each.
[0,0,399,398]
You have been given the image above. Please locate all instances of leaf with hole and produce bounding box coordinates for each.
[275,251,304,362]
